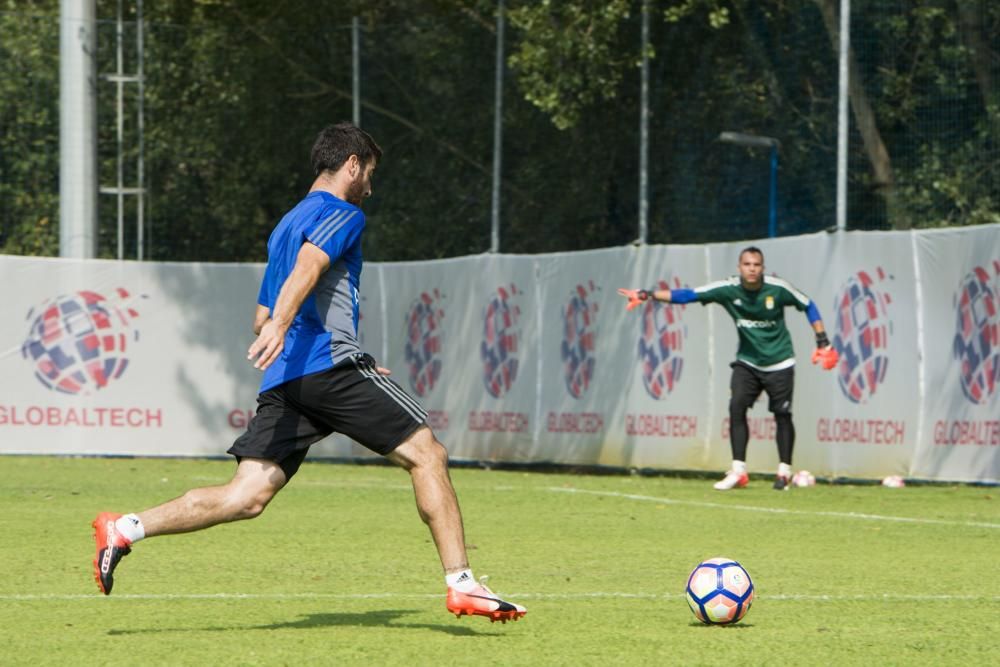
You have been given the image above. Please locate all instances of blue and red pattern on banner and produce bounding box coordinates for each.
[832,269,893,404]
[953,261,1000,405]
[561,281,599,399]
[637,277,686,400]
[21,288,140,396]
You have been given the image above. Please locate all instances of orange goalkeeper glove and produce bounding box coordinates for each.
[811,332,839,370]
[617,287,651,311]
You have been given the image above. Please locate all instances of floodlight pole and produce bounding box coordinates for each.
[717,131,780,238]
[489,0,505,253]
[352,16,361,126]
[836,0,850,232]
[59,0,98,258]
[637,0,649,245]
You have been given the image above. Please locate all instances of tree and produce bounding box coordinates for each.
[0,0,60,256]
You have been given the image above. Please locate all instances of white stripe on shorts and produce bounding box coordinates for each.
[352,358,428,424]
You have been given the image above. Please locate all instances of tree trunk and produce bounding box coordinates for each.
[813,0,907,229]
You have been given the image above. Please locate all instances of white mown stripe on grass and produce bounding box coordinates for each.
[548,486,1000,530]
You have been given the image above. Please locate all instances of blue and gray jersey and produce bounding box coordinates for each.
[257,191,365,392]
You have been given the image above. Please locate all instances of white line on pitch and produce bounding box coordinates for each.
[548,487,1000,530]
[2,592,997,602]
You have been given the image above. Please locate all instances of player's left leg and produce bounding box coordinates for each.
[311,354,526,622]
[386,426,467,572]
[388,425,526,623]
[764,367,795,490]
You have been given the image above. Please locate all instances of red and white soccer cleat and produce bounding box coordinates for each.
[92,512,132,595]
[446,579,526,623]
[713,471,749,491]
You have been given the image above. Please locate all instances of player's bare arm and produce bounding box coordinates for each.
[248,242,330,370]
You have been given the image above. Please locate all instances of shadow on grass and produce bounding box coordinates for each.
[107,609,502,637]
[689,622,755,629]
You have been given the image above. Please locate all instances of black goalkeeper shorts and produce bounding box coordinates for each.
[228,353,428,479]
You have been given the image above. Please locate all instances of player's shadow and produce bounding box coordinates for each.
[108,609,496,637]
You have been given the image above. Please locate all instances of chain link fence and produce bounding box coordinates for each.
[1,1,996,261]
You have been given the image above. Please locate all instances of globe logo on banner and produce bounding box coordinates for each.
[832,268,894,404]
[561,281,599,399]
[637,277,686,399]
[404,289,445,397]
[21,288,142,395]
[952,261,1000,405]
[481,284,521,398]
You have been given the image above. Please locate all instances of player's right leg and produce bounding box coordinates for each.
[716,363,761,490]
[92,457,289,595]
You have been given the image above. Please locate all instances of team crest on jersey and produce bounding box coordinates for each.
[733,298,742,306]
[765,295,774,310]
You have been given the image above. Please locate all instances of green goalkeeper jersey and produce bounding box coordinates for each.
[694,275,812,370]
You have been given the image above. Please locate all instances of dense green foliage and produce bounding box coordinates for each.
[0,1,997,261]
[1,456,997,665]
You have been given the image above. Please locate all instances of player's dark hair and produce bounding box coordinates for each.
[311,122,383,176]
[739,246,764,261]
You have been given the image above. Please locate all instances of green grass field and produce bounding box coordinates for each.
[1,455,997,666]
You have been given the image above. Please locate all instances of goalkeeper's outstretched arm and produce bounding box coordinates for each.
[805,301,838,370]
[617,286,697,310]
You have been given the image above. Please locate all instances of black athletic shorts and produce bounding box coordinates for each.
[729,361,795,415]
[228,353,428,479]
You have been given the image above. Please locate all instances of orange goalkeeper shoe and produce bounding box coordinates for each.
[92,512,132,595]
[446,579,527,623]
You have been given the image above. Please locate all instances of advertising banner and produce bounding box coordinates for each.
[3,256,262,457]
[3,225,998,483]
[911,226,1000,483]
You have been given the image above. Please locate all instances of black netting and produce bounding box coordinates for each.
[1,1,996,261]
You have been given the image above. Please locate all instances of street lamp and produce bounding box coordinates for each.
[717,131,781,238]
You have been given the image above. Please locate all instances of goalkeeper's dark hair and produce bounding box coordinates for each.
[311,122,383,176]
[739,246,764,261]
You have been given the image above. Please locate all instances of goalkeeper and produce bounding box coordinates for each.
[618,246,838,491]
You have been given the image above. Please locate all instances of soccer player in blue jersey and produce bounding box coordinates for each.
[92,123,525,623]
[619,247,838,490]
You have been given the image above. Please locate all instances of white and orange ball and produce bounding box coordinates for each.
[685,557,754,625]
[881,475,906,488]
[792,470,816,487]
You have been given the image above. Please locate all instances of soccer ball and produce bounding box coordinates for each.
[685,557,754,625]
[792,470,816,487]
[881,475,906,488]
